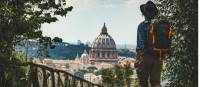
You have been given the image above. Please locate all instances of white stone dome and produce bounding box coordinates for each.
[91,23,116,49]
[89,23,118,63]
[81,50,88,58]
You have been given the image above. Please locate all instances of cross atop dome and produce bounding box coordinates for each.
[101,22,108,34]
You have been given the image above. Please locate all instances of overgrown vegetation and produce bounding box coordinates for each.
[101,62,134,87]
[154,0,198,86]
[0,0,72,86]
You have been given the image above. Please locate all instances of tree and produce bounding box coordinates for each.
[101,62,133,87]
[0,0,73,86]
[113,64,124,87]
[37,36,63,58]
[74,69,89,79]
[101,68,115,87]
[87,66,98,73]
[94,69,102,76]
[123,61,133,87]
[154,0,198,86]
[52,37,63,46]
[0,0,73,60]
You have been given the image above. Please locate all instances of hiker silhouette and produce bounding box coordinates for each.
[135,1,172,87]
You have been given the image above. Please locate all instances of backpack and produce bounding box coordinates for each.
[147,19,173,59]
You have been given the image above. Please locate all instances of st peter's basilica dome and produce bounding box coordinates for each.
[91,24,116,49]
[89,23,118,63]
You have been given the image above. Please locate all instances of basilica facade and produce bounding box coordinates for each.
[89,23,118,64]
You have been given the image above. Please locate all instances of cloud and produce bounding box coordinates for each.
[67,0,150,9]
[124,0,151,7]
[68,0,98,11]
[42,0,145,45]
[68,0,126,9]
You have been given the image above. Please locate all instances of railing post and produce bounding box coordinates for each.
[72,77,76,87]
[31,65,39,87]
[57,72,64,87]
[80,81,83,87]
[92,84,94,87]
[50,70,55,87]
[64,74,70,87]
[42,68,48,87]
[24,63,102,87]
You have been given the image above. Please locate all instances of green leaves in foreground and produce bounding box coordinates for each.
[101,62,133,87]
[155,0,198,86]
[0,0,73,87]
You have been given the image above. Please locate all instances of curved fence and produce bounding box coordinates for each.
[22,62,103,87]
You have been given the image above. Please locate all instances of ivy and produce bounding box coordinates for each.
[154,0,197,86]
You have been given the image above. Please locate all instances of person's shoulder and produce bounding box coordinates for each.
[138,21,143,26]
[140,20,148,24]
[138,21,148,28]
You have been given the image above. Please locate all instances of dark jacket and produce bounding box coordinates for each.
[136,20,158,57]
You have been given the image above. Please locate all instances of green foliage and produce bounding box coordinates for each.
[101,68,115,87]
[113,64,124,86]
[101,62,133,87]
[123,62,133,86]
[37,36,63,58]
[94,69,102,76]
[0,0,73,59]
[87,66,98,73]
[53,37,63,43]
[48,43,90,59]
[132,77,140,87]
[154,0,198,86]
[0,0,72,86]
[74,69,89,79]
[0,54,28,87]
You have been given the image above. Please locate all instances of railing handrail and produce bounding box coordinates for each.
[23,62,102,86]
[0,61,102,87]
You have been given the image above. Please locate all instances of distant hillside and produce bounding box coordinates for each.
[15,41,136,59]
[48,44,90,60]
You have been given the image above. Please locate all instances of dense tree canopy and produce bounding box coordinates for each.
[0,0,72,61]
[0,0,72,86]
[154,0,198,86]
[101,62,133,87]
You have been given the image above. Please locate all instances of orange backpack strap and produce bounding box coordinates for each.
[149,25,155,45]
[168,26,173,39]
[153,48,168,60]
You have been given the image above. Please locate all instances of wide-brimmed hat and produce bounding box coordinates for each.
[140,1,158,17]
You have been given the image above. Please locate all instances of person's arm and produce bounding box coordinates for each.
[135,23,145,68]
[136,23,145,56]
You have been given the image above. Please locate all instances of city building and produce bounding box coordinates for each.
[89,23,118,64]
[80,50,90,64]
[32,23,136,84]
[84,73,102,84]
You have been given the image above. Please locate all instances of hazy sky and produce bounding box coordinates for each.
[41,0,148,45]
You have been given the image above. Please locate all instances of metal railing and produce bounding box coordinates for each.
[23,62,103,87]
